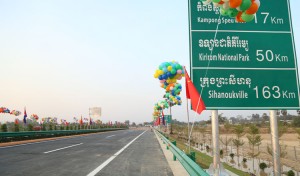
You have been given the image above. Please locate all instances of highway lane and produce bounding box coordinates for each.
[0,129,173,176]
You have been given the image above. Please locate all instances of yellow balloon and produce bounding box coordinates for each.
[158,70,164,75]
[167,66,172,71]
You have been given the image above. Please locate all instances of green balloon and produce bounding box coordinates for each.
[228,8,239,18]
[212,0,221,3]
[241,12,254,22]
[220,8,228,16]
[171,69,176,74]
[239,0,252,11]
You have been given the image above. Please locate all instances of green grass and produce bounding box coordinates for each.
[167,135,250,176]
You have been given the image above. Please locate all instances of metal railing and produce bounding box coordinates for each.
[0,128,125,141]
[155,129,209,176]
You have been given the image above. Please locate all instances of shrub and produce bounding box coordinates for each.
[42,124,46,131]
[27,124,33,131]
[206,145,210,151]
[259,162,267,171]
[230,153,235,160]
[33,126,41,131]
[1,124,8,132]
[220,149,223,156]
[14,124,20,132]
[66,125,69,130]
[243,158,247,163]
[49,124,53,131]
[287,170,295,176]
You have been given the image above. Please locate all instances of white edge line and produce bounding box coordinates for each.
[44,143,83,154]
[86,130,147,176]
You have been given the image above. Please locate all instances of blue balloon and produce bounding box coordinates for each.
[167,72,171,77]
[158,75,162,80]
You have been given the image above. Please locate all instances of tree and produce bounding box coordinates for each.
[27,124,33,131]
[199,127,207,150]
[251,114,260,123]
[14,124,20,132]
[218,113,227,124]
[232,125,245,167]
[288,170,295,176]
[220,122,232,155]
[259,162,267,172]
[247,124,262,172]
[1,124,8,132]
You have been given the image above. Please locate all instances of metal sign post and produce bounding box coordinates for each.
[270,110,281,176]
[211,110,220,175]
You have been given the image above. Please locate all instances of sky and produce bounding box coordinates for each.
[0,0,300,124]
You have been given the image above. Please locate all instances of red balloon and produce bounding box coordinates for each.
[236,11,245,22]
[229,0,242,8]
[246,2,258,14]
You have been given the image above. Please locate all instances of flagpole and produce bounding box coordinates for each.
[186,98,190,153]
[169,104,172,134]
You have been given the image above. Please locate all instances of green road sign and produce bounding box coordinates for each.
[164,115,172,124]
[188,0,300,109]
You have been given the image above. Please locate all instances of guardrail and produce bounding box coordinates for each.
[0,128,125,142]
[155,129,209,176]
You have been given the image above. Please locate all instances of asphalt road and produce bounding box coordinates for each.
[0,129,173,176]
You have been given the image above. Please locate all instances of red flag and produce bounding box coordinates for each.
[185,72,190,99]
[80,116,83,125]
[15,119,19,125]
[184,68,206,114]
[162,111,165,125]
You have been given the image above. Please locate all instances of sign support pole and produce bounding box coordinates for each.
[187,99,191,153]
[211,110,220,175]
[270,110,281,176]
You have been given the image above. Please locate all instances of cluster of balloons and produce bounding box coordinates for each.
[0,107,11,114]
[154,61,185,85]
[0,107,21,116]
[154,100,169,111]
[152,110,160,118]
[152,61,185,120]
[165,83,182,96]
[164,93,182,106]
[10,110,21,116]
[201,0,260,22]
[42,117,57,123]
[30,114,39,120]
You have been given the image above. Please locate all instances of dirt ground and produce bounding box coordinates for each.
[189,132,300,172]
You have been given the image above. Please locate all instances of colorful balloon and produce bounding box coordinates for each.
[200,0,260,22]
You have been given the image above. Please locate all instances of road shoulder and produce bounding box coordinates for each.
[154,130,189,176]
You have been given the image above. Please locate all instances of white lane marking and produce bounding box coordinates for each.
[105,135,115,138]
[44,143,83,154]
[87,130,147,176]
